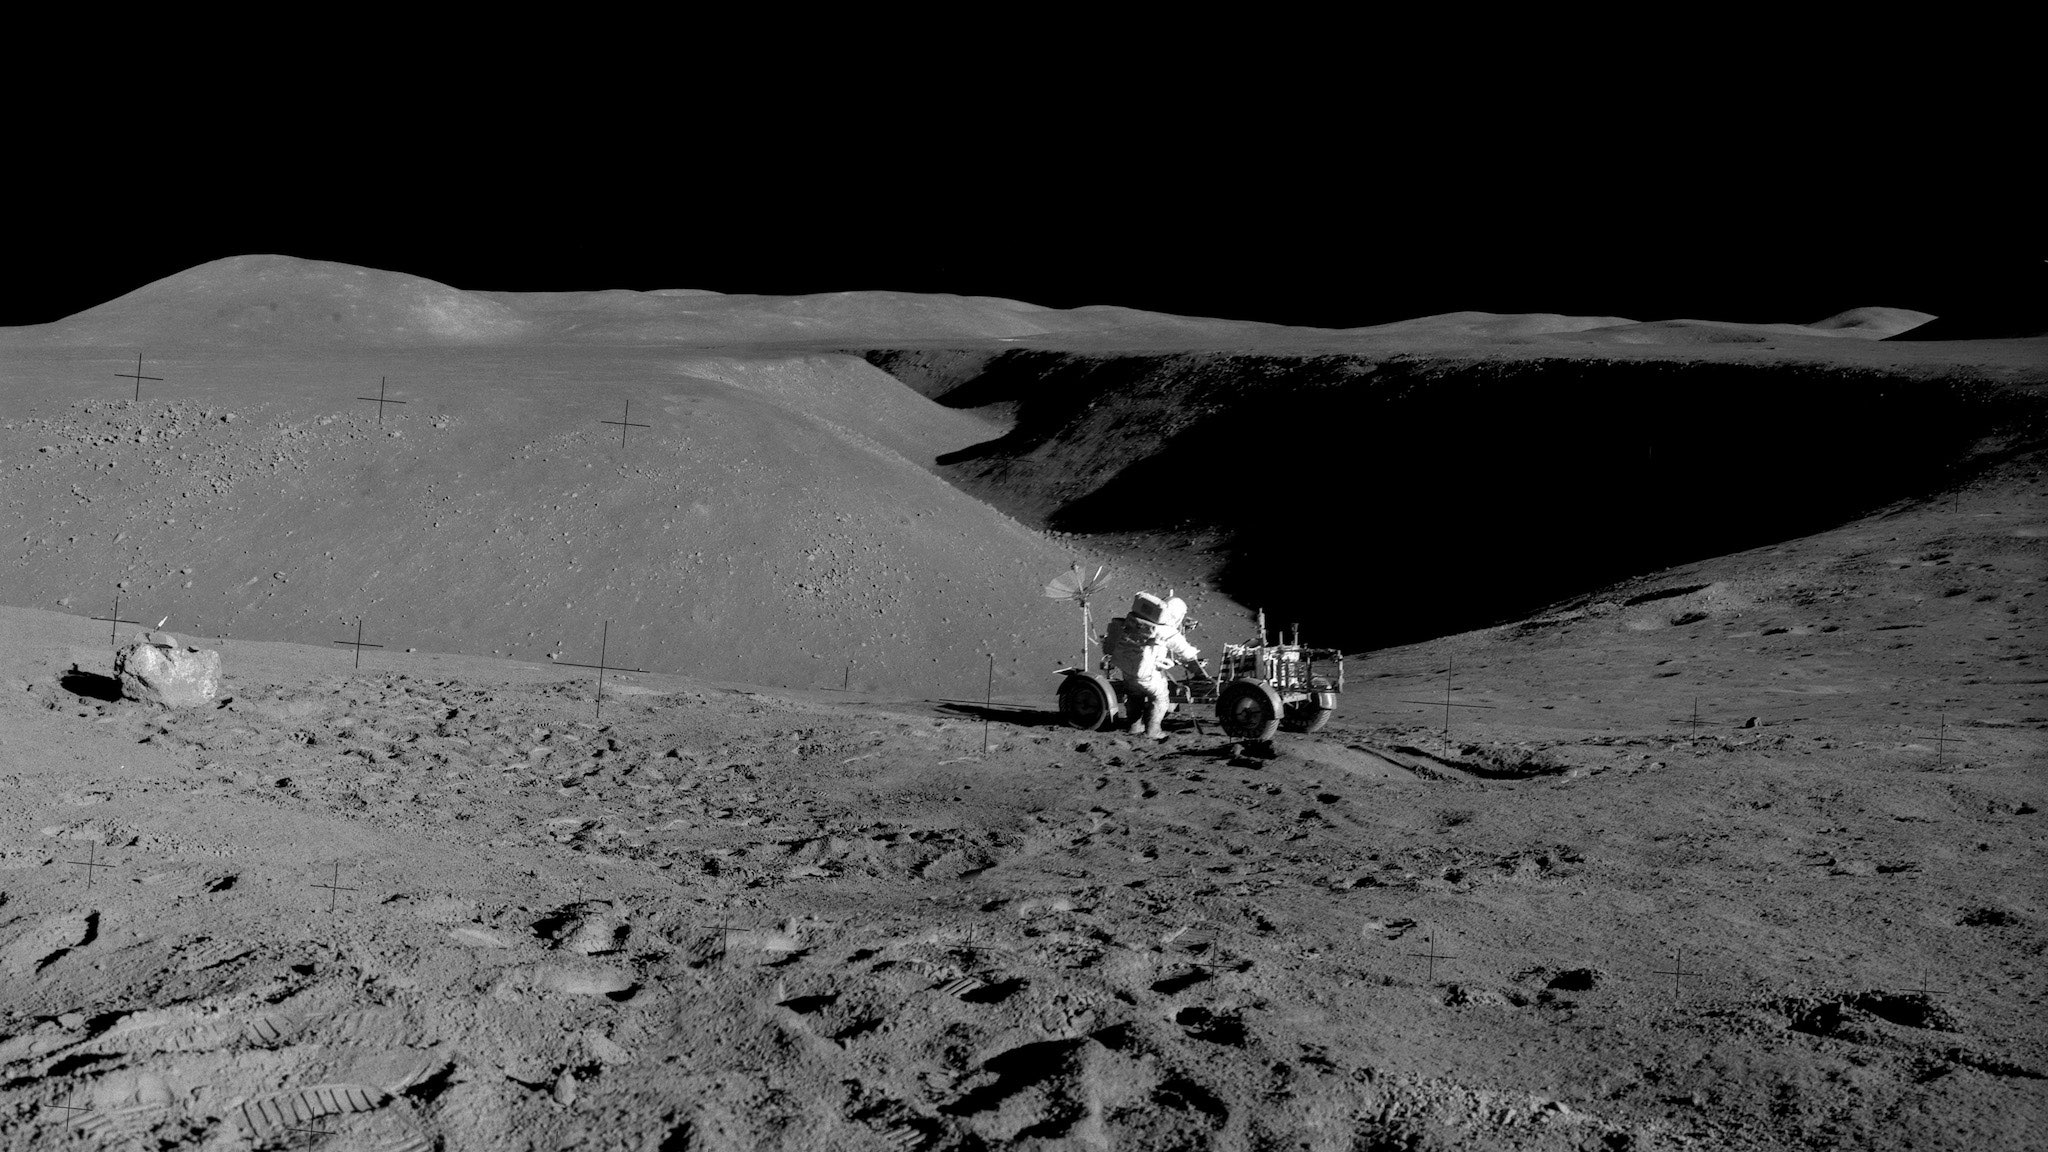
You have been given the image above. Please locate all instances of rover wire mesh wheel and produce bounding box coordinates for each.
[1216,680,1282,740]
[1058,673,1117,731]
[1284,691,1337,733]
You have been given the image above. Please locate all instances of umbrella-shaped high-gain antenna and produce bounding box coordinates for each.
[1044,563,1113,669]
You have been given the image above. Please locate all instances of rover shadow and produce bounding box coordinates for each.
[61,668,124,703]
[934,701,1068,729]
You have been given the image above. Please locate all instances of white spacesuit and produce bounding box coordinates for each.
[1104,592,1202,740]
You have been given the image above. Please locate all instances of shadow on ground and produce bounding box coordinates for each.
[61,668,123,702]
[935,701,1068,729]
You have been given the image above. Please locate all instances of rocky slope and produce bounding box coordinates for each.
[0,446,2039,1149]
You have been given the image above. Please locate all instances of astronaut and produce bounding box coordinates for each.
[1103,592,1203,740]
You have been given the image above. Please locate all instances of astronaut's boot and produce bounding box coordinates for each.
[1143,697,1170,741]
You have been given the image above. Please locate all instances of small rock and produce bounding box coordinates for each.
[449,927,513,948]
[1741,717,1759,729]
[535,964,635,997]
[563,914,627,955]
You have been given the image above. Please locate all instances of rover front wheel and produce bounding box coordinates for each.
[1216,680,1282,740]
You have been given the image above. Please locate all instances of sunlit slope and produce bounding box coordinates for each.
[26,255,531,347]
[1,346,1216,696]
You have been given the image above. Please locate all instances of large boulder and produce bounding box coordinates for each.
[114,631,222,707]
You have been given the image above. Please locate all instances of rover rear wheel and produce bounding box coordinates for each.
[1058,673,1117,731]
[1284,691,1337,733]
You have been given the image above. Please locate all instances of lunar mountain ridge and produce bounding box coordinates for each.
[5,253,1945,349]
[2,255,2043,692]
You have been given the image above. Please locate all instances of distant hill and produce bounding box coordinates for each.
[21,254,530,347]
[1806,306,1937,338]
[8,254,1966,352]
[4,255,1317,348]
[1885,302,2046,340]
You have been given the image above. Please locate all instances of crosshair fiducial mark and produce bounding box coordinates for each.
[1405,932,1457,984]
[1669,695,1705,740]
[44,1098,93,1122]
[312,862,359,913]
[355,376,408,425]
[1651,947,1706,1001]
[92,590,143,646]
[553,619,649,720]
[332,618,385,669]
[1396,654,1496,756]
[700,904,750,969]
[66,841,116,888]
[115,352,162,402]
[1907,710,1968,765]
[600,400,651,449]
[1902,970,1952,999]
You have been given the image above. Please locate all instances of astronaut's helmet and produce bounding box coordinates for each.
[1160,596,1189,630]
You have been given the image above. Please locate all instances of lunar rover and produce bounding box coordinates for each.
[1056,609,1342,739]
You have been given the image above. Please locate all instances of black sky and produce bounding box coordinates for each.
[9,66,2037,332]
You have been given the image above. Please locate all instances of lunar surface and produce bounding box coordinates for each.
[1,257,2042,1150]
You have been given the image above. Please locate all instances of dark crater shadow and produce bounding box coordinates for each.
[959,977,1025,1004]
[1174,1005,1249,1046]
[937,1037,1087,1116]
[401,1061,461,1105]
[1151,969,1213,995]
[1546,968,1600,991]
[44,1052,120,1078]
[1061,359,2042,653]
[1153,1074,1230,1125]
[1850,991,1953,1031]
[881,350,2048,655]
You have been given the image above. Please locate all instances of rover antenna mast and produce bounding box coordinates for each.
[1044,564,1113,669]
